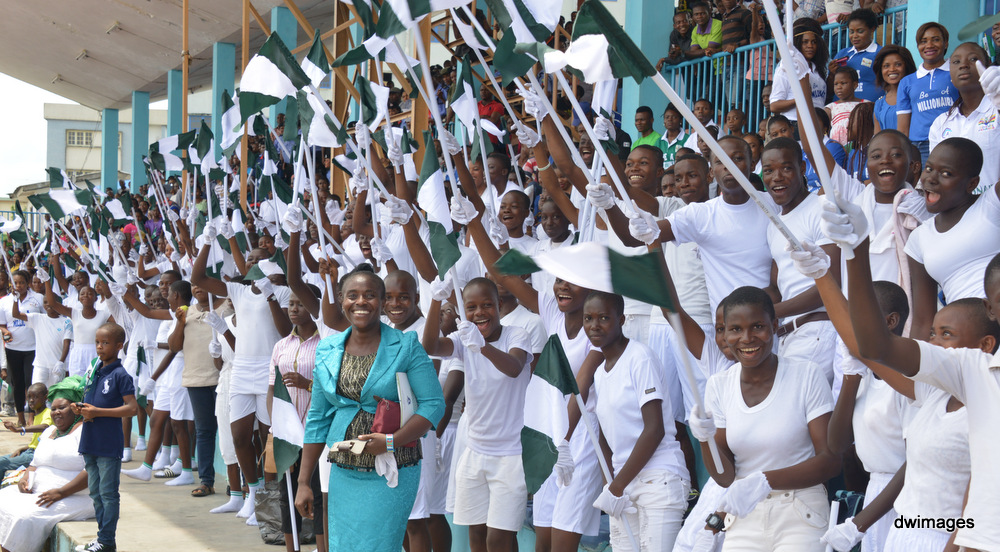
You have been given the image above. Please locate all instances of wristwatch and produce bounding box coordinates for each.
[705,512,725,532]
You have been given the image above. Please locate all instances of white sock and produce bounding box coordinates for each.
[136,437,147,451]
[165,469,195,486]
[190,457,198,471]
[123,463,153,481]
[169,445,179,464]
[151,451,170,471]
[122,447,132,463]
[210,491,245,514]
[236,483,259,518]
[245,512,258,526]
[165,459,182,474]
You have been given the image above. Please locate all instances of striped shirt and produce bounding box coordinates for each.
[720,6,752,47]
[269,328,321,423]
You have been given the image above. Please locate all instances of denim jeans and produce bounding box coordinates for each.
[0,447,34,479]
[187,386,218,487]
[84,454,122,547]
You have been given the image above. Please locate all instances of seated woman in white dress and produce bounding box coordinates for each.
[0,376,93,552]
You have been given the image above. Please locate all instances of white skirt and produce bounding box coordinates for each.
[67,343,97,378]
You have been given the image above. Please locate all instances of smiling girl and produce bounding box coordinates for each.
[895,22,958,164]
[872,45,917,132]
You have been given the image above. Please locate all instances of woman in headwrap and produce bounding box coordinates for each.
[0,376,95,552]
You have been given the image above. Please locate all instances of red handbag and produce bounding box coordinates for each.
[371,398,417,447]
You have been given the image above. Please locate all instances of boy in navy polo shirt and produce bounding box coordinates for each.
[73,322,138,552]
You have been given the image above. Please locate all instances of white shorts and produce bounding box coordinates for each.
[169,386,194,421]
[531,428,603,536]
[883,524,951,552]
[453,448,527,532]
[428,426,456,515]
[229,392,270,425]
[409,433,437,520]
[152,385,174,413]
[446,416,469,514]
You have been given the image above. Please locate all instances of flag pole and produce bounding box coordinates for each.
[285,469,300,552]
[650,72,804,250]
[56,221,112,283]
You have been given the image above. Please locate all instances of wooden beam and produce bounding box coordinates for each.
[181,0,190,207]
[248,2,270,35]
[240,0,250,213]
[289,18,358,55]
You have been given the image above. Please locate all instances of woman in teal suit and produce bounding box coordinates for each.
[295,265,444,552]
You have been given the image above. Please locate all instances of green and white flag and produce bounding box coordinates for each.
[220,90,242,152]
[416,130,452,233]
[358,75,391,132]
[296,90,344,148]
[150,130,197,172]
[47,167,73,189]
[0,215,27,245]
[482,0,560,44]
[448,56,478,139]
[28,188,94,220]
[541,0,656,84]
[521,334,579,494]
[301,31,330,88]
[271,367,304,477]
[332,0,469,67]
[189,121,217,173]
[495,242,676,309]
[238,32,311,126]
[427,221,461,279]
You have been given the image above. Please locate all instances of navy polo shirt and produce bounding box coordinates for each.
[833,42,882,102]
[79,359,135,458]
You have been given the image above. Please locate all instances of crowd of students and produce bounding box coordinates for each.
[1,4,1000,552]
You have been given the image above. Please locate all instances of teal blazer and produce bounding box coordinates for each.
[304,323,445,447]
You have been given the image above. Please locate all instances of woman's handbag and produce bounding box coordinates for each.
[371,398,417,447]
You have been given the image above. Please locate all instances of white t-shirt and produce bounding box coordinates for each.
[508,234,539,256]
[593,340,688,480]
[531,236,570,297]
[912,341,1000,550]
[439,357,464,425]
[894,382,969,524]
[851,372,914,474]
[904,187,1000,301]
[669,192,779,313]
[0,292,43,350]
[538,292,592,373]
[766,193,833,323]
[225,281,291,370]
[769,63,827,121]
[24,313,72,367]
[928,96,1000,195]
[651,239,711,326]
[71,308,112,346]
[445,325,532,456]
[500,304,547,358]
[706,358,833,478]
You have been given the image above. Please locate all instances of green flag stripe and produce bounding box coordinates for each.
[493,248,541,276]
[608,249,675,310]
[533,335,580,396]
[521,426,558,495]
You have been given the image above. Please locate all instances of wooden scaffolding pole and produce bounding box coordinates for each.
[240,0,250,213]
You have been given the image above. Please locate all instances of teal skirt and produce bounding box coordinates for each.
[326,463,420,551]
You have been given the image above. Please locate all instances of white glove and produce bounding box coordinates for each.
[208,338,222,359]
[36,270,50,284]
[170,250,181,263]
[488,216,509,246]
[282,205,304,234]
[719,472,771,518]
[593,485,637,519]
[519,89,550,121]
[186,208,198,230]
[785,41,810,80]
[202,219,218,241]
[628,203,661,245]
[218,218,235,240]
[369,237,393,263]
[179,207,189,220]
[51,239,61,256]
[350,164,369,194]
[692,529,722,552]
[592,115,613,142]
[112,263,128,285]
[515,124,541,148]
[374,450,399,488]
[325,200,344,225]
[274,232,287,250]
[585,182,616,210]
[167,209,179,223]
[977,60,1000,107]
[203,311,230,334]
[355,122,371,150]
[896,189,931,222]
[820,194,869,250]
[139,243,149,257]
[254,277,275,299]
[788,240,830,280]
[108,282,126,298]
[821,517,864,552]
[127,270,139,286]
[838,340,868,377]
[440,129,462,156]
[128,249,139,263]
[435,438,445,473]
[79,251,92,265]
[456,320,485,354]
[430,276,453,303]
[52,360,65,378]
[688,405,716,443]
[450,195,479,225]
[553,439,574,487]
[380,195,413,226]
[386,135,404,168]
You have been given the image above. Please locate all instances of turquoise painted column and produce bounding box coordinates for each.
[270,7,298,141]
[101,108,120,191]
[212,42,236,158]
[621,0,675,143]
[131,91,150,192]
[167,69,183,136]
[905,0,979,56]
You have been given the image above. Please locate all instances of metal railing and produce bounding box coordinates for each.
[660,4,907,137]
